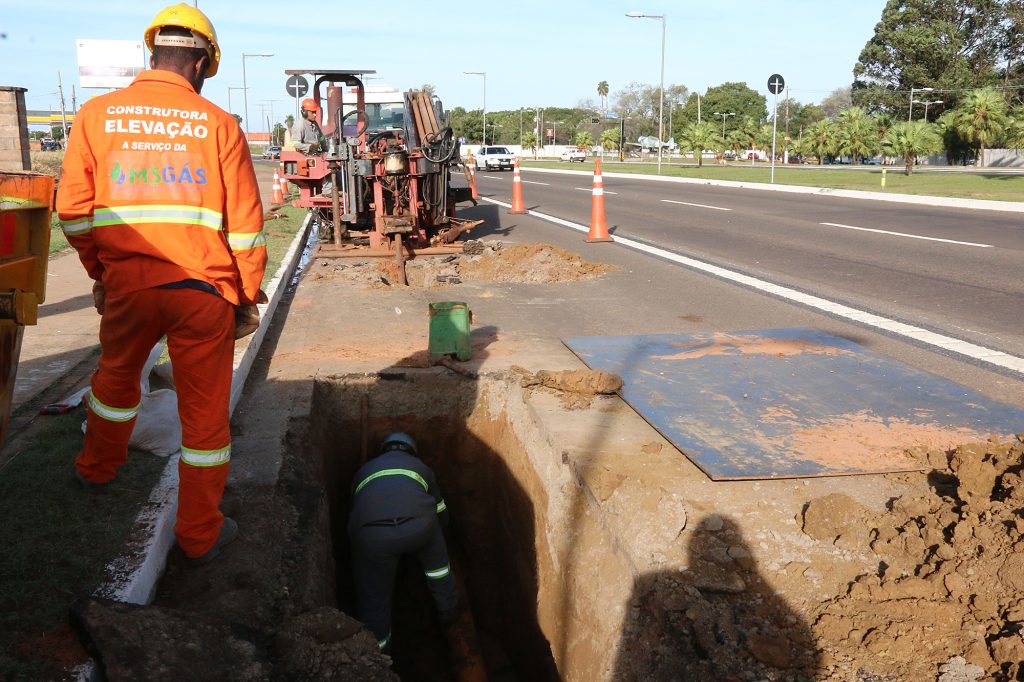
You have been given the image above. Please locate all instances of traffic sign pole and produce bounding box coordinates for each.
[767,74,785,185]
[285,75,309,129]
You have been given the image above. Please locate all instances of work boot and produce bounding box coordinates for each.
[189,517,239,566]
[74,468,111,492]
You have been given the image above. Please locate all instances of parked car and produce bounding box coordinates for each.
[560,148,587,163]
[474,146,515,171]
[40,139,61,151]
[263,146,282,160]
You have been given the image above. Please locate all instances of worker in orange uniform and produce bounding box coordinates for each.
[56,3,267,565]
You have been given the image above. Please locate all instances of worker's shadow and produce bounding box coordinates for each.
[610,514,821,681]
[324,326,559,681]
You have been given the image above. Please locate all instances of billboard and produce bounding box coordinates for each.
[77,40,145,89]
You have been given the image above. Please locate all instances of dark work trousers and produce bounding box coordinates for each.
[350,514,459,647]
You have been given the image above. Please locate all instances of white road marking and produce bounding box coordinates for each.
[521,180,550,185]
[480,196,1024,376]
[661,199,731,211]
[820,222,993,248]
[576,187,618,195]
[480,176,504,181]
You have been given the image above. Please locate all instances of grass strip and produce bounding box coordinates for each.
[521,160,1024,203]
[0,407,165,680]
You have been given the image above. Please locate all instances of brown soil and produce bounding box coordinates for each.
[769,410,988,471]
[801,436,1024,681]
[654,332,849,361]
[309,240,615,289]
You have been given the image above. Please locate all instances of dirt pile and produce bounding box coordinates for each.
[310,240,614,288]
[513,365,623,408]
[802,436,1024,681]
[457,242,615,284]
[72,599,395,681]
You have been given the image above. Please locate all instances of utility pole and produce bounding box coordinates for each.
[71,84,77,116]
[57,71,69,144]
[784,86,790,164]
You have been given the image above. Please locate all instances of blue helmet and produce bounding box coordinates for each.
[380,432,417,456]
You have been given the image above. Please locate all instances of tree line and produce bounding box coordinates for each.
[446,0,1023,172]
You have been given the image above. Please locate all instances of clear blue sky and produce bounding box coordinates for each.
[1,0,887,129]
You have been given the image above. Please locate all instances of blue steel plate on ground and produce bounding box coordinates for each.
[564,329,1024,480]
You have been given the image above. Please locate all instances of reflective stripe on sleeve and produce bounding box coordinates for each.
[88,391,140,422]
[436,499,447,513]
[226,231,267,252]
[181,444,231,467]
[378,632,391,650]
[425,564,451,580]
[61,216,94,236]
[93,205,223,230]
[354,468,429,494]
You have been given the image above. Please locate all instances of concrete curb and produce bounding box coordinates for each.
[522,166,1024,214]
[92,211,314,606]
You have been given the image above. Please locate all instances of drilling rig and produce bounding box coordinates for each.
[280,70,478,283]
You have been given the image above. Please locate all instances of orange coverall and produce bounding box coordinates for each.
[56,69,266,558]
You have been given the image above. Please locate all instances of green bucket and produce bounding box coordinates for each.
[428,301,472,362]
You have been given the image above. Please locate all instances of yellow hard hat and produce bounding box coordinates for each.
[144,3,221,77]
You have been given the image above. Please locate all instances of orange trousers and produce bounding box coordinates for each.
[76,287,235,558]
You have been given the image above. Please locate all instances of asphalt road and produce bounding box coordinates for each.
[473,168,1024,373]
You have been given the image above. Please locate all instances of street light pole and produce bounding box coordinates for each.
[913,99,943,121]
[626,12,666,175]
[552,121,562,146]
[908,86,934,122]
[227,86,246,118]
[261,99,280,143]
[242,52,273,140]
[464,71,486,145]
[713,111,734,139]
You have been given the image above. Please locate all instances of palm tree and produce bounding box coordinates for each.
[600,128,619,152]
[726,128,753,157]
[754,124,775,161]
[881,121,942,175]
[522,131,538,153]
[597,81,610,113]
[807,119,834,165]
[680,122,720,168]
[574,131,595,149]
[950,87,1009,166]
[1006,108,1024,150]
[834,107,878,164]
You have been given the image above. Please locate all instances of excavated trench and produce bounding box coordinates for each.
[307,371,563,681]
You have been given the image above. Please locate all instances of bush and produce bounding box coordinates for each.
[29,151,64,178]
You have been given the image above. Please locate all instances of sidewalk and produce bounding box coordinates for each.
[13,252,98,412]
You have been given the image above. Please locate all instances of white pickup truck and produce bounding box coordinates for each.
[560,148,587,163]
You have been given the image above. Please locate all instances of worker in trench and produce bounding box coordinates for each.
[56,3,267,564]
[348,432,462,652]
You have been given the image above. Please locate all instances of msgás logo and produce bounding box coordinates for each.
[110,162,207,186]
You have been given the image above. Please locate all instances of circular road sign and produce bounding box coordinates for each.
[767,73,785,95]
[285,75,309,98]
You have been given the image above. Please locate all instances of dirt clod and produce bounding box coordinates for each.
[515,366,623,409]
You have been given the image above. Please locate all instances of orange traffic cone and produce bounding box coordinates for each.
[508,158,527,214]
[468,153,479,201]
[278,162,288,194]
[586,158,613,243]
[272,169,284,204]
